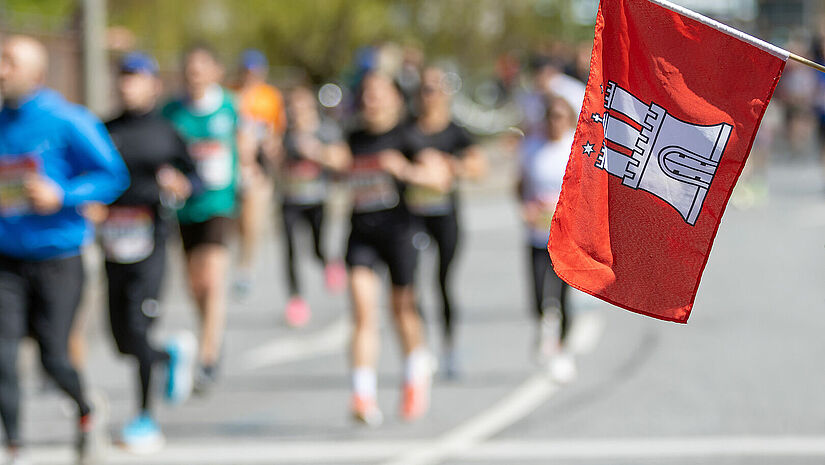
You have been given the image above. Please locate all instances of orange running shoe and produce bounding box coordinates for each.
[351,395,383,427]
[400,378,431,422]
[284,297,310,328]
[324,261,347,294]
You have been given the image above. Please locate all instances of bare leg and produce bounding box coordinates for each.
[237,171,270,275]
[350,267,380,368]
[186,245,229,365]
[391,285,423,356]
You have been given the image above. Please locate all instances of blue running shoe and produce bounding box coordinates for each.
[120,414,164,454]
[164,331,196,405]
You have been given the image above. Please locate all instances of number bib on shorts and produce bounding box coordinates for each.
[189,140,233,190]
[100,206,155,264]
[349,155,399,213]
[0,155,39,217]
[282,159,327,205]
[405,186,453,216]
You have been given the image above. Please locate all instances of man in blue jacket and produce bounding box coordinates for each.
[0,36,129,465]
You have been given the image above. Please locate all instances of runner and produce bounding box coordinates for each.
[276,85,348,327]
[162,45,244,394]
[232,49,285,299]
[405,66,487,378]
[100,52,198,452]
[0,36,129,464]
[518,95,577,383]
[342,71,449,425]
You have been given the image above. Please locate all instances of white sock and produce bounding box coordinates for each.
[352,367,377,398]
[404,347,431,383]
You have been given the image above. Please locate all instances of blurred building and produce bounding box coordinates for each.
[758,0,825,36]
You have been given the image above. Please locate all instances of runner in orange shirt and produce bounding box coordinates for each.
[233,49,286,298]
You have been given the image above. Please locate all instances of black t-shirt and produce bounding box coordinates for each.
[105,110,198,243]
[280,119,342,206]
[405,121,474,158]
[346,123,414,231]
[403,121,475,216]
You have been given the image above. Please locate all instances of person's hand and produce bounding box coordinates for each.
[24,174,64,215]
[82,202,109,224]
[295,133,323,161]
[522,202,541,227]
[417,148,453,193]
[157,165,192,201]
[378,150,409,179]
[523,198,558,229]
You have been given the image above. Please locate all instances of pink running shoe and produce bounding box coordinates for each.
[284,297,310,328]
[324,261,347,294]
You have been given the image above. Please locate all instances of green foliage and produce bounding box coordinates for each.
[6,0,595,79]
[2,0,76,31]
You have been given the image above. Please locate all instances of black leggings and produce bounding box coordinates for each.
[281,203,326,296]
[106,240,170,413]
[0,254,90,447]
[530,246,570,341]
[418,212,460,345]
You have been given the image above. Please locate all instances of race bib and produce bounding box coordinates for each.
[405,186,453,216]
[189,140,233,190]
[0,155,38,217]
[282,159,327,205]
[100,206,155,264]
[349,155,399,213]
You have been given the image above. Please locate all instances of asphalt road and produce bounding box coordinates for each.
[8,155,825,465]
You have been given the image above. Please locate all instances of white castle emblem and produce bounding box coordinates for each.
[592,81,732,225]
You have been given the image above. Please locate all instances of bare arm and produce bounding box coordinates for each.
[380,149,452,193]
[454,144,488,180]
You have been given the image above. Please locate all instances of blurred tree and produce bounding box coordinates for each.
[4,0,595,80]
[106,0,594,80]
[3,0,75,31]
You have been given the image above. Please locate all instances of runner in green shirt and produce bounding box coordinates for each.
[162,44,245,394]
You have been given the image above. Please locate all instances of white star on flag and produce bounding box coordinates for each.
[582,142,595,155]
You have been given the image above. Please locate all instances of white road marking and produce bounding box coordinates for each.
[239,316,351,370]
[381,374,560,465]
[15,436,825,464]
[463,437,825,459]
[378,311,604,465]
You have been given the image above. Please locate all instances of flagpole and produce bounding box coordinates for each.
[789,53,825,74]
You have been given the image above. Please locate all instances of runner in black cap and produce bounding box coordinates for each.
[99,52,199,453]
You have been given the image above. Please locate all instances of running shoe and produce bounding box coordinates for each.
[193,364,219,396]
[401,349,438,421]
[534,313,562,366]
[441,347,460,380]
[548,352,578,384]
[232,275,253,302]
[164,331,197,405]
[284,296,310,327]
[4,451,29,465]
[324,261,347,294]
[351,395,383,427]
[400,377,432,422]
[76,392,110,465]
[120,414,165,454]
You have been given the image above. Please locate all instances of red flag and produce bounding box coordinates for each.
[548,0,787,322]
